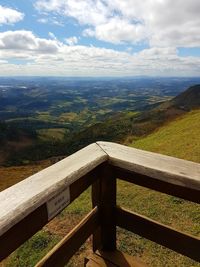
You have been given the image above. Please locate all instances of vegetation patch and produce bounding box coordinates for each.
[59,112,79,122]
[37,128,67,141]
[5,231,59,267]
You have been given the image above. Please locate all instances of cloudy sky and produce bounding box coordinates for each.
[0,0,200,76]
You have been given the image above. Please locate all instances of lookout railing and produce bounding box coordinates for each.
[0,142,200,266]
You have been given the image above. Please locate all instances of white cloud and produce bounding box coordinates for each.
[37,18,48,24]
[0,30,199,76]
[137,47,178,59]
[49,32,57,40]
[0,30,60,53]
[35,0,108,26]
[0,2,199,76]
[65,36,78,46]
[37,16,64,26]
[0,59,7,64]
[0,5,24,25]
[34,0,200,47]
[84,18,147,44]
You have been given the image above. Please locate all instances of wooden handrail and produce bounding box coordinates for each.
[98,142,200,191]
[113,167,200,203]
[0,143,107,237]
[0,142,199,265]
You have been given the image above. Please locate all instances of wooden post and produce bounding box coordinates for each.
[92,163,116,252]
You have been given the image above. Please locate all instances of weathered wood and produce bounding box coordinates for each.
[92,175,102,252]
[0,143,107,237]
[35,207,99,267]
[97,250,148,267]
[85,250,148,267]
[85,252,116,267]
[0,165,103,261]
[97,142,200,191]
[70,164,103,203]
[92,164,116,251]
[116,207,200,262]
[113,167,200,203]
[100,165,116,251]
[0,204,47,262]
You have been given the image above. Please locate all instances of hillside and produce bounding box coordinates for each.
[130,109,200,163]
[171,84,200,110]
[0,122,37,165]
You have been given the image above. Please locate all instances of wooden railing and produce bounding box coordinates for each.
[0,142,199,266]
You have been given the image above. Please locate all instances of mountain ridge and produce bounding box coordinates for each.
[171,84,200,110]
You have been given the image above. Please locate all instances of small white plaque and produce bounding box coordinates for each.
[47,187,70,220]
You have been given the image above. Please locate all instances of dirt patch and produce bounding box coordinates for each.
[0,161,51,192]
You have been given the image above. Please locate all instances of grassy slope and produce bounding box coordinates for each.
[1,110,200,267]
[131,109,200,163]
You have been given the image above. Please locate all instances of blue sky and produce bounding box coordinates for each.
[0,0,200,76]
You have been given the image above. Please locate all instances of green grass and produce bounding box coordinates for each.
[131,109,200,163]
[118,109,200,266]
[117,181,200,267]
[5,232,59,267]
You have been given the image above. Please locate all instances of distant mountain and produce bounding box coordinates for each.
[171,84,200,110]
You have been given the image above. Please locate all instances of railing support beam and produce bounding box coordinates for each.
[116,207,200,262]
[92,163,116,251]
[35,207,99,267]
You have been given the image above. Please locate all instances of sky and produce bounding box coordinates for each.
[0,0,200,76]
